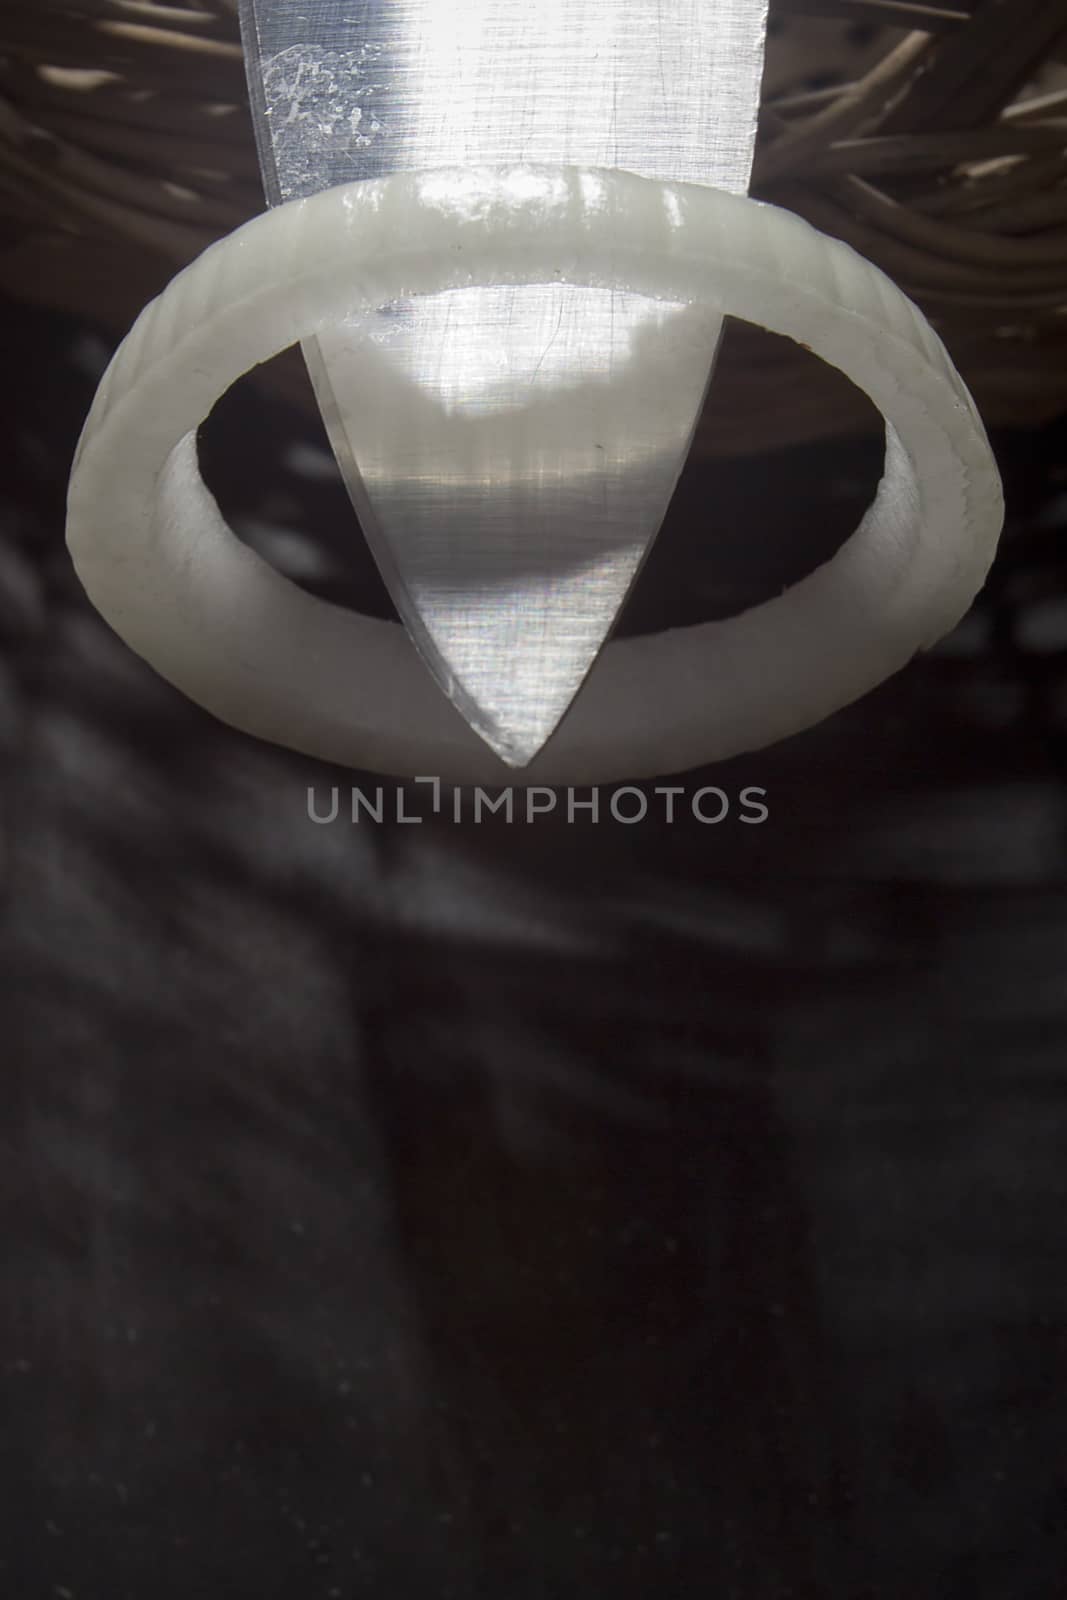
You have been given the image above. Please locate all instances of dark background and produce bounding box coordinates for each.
[2,292,1066,1599]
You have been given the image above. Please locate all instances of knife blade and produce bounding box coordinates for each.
[239,0,769,765]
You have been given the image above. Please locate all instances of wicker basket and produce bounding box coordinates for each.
[2,0,1066,454]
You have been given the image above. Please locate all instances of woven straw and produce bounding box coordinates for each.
[2,0,1066,454]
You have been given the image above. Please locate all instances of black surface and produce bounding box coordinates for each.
[2,300,1066,1599]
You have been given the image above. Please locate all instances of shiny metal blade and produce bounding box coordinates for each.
[239,0,769,765]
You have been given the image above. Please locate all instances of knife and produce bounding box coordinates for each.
[238,0,770,765]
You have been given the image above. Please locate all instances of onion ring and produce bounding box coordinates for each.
[67,166,1004,784]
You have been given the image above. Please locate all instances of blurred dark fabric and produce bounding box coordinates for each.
[1,297,1066,1600]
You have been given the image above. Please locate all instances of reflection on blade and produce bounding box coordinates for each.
[239,0,769,765]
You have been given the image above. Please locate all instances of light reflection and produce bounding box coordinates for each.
[362,285,691,415]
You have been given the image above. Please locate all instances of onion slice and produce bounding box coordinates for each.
[67,166,1004,784]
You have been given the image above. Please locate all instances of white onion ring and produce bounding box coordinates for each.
[66,166,1003,785]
